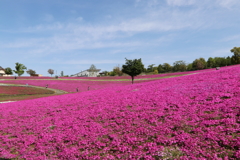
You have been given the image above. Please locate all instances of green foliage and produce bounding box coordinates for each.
[147,64,155,73]
[122,58,144,84]
[186,63,193,71]
[214,57,227,67]
[226,56,232,66]
[162,63,172,72]
[5,67,13,75]
[113,65,123,76]
[199,58,207,68]
[207,57,215,68]
[157,64,165,73]
[153,69,158,74]
[172,60,187,72]
[101,71,109,76]
[230,47,240,64]
[13,62,27,77]
[192,58,206,70]
[109,71,117,76]
[26,69,36,75]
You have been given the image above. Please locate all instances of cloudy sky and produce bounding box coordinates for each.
[0,0,240,76]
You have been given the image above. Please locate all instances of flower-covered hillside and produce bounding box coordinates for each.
[0,66,240,159]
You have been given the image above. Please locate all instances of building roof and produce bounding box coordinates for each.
[87,69,101,72]
[0,66,5,71]
[71,69,101,76]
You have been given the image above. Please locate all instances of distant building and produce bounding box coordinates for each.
[71,69,101,77]
[0,66,10,76]
[31,74,42,77]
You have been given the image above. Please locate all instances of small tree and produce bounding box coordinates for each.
[5,67,13,75]
[48,69,54,77]
[122,58,144,84]
[13,62,27,76]
[26,69,36,76]
[153,69,158,74]
[113,65,123,76]
[109,71,117,76]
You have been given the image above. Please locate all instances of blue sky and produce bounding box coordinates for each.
[1,0,240,76]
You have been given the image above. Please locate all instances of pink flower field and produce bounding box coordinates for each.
[0,66,240,159]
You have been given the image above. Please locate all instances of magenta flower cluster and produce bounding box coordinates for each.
[0,66,239,159]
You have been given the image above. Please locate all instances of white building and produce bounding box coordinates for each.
[0,66,8,76]
[71,69,101,77]
[0,66,13,77]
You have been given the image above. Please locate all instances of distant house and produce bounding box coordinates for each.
[31,74,42,77]
[0,66,5,76]
[0,66,11,77]
[71,69,101,77]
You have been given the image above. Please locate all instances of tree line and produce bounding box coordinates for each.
[2,47,240,79]
[106,47,240,77]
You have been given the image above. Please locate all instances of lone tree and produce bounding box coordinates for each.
[13,62,27,77]
[5,67,13,75]
[26,69,36,76]
[48,69,54,77]
[122,58,144,84]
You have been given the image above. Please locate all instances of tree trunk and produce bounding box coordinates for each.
[131,76,134,84]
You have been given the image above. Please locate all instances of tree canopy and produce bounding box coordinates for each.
[230,47,240,64]
[26,69,36,76]
[48,69,54,76]
[162,63,172,72]
[13,62,27,76]
[192,58,206,70]
[172,60,187,72]
[122,58,144,84]
[5,67,13,75]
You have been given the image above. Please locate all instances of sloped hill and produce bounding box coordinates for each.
[0,66,240,159]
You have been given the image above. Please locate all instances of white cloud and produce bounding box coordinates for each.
[43,14,54,22]
[166,0,196,6]
[220,34,240,42]
[1,0,239,62]
[76,17,83,21]
[218,0,240,9]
